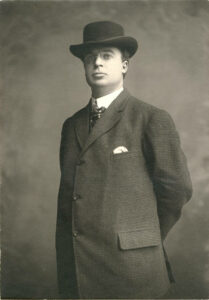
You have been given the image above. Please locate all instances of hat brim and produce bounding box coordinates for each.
[69,36,138,60]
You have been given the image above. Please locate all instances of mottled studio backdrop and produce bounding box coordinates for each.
[1,0,209,298]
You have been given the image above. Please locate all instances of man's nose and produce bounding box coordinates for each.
[94,55,103,66]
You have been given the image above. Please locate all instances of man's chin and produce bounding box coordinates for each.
[88,81,108,88]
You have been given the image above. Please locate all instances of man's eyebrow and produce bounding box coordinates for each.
[101,48,114,53]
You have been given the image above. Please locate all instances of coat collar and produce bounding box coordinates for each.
[75,88,130,157]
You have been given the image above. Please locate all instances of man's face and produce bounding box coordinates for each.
[83,46,128,92]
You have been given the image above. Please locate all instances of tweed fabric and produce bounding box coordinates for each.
[56,89,192,299]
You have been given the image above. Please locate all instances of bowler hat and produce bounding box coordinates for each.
[70,21,138,60]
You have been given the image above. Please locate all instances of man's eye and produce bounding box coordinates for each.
[102,54,111,59]
[84,56,91,62]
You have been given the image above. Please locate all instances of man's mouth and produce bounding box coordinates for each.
[92,72,106,77]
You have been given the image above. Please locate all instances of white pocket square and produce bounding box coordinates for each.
[113,146,128,154]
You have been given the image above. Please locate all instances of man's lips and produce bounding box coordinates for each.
[92,72,107,76]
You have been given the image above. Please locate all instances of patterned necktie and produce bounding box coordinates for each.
[90,99,106,128]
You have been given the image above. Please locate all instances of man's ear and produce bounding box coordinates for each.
[122,60,129,75]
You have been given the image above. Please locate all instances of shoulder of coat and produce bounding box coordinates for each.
[62,102,89,127]
[126,94,173,126]
[127,95,162,115]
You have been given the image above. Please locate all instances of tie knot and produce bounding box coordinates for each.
[90,98,106,128]
[91,99,106,113]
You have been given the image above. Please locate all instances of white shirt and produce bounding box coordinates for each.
[92,87,124,109]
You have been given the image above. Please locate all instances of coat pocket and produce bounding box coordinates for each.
[111,150,140,160]
[118,228,161,250]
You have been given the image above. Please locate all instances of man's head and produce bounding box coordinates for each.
[69,21,138,96]
[82,46,129,94]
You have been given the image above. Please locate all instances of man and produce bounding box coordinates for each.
[56,21,192,299]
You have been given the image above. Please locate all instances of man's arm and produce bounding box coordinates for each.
[59,118,70,172]
[143,109,193,240]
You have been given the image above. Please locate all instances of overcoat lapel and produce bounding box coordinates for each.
[77,89,130,157]
[74,102,90,149]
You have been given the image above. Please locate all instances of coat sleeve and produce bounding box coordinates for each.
[59,118,70,172]
[143,109,193,240]
[56,117,74,245]
[56,118,78,296]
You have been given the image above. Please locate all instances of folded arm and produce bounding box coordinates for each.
[143,109,193,240]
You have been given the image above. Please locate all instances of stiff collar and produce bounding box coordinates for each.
[91,87,124,108]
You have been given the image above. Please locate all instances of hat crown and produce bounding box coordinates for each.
[70,21,138,59]
[83,21,124,43]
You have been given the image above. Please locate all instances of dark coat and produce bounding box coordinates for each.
[56,89,192,299]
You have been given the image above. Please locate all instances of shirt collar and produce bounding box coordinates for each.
[92,87,124,109]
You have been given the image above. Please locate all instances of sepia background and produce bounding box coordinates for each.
[1,0,209,298]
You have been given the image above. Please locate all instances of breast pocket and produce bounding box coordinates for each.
[111,150,140,160]
[110,150,145,188]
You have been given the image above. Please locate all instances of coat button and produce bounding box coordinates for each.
[72,193,80,201]
[73,231,78,237]
[77,159,85,166]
